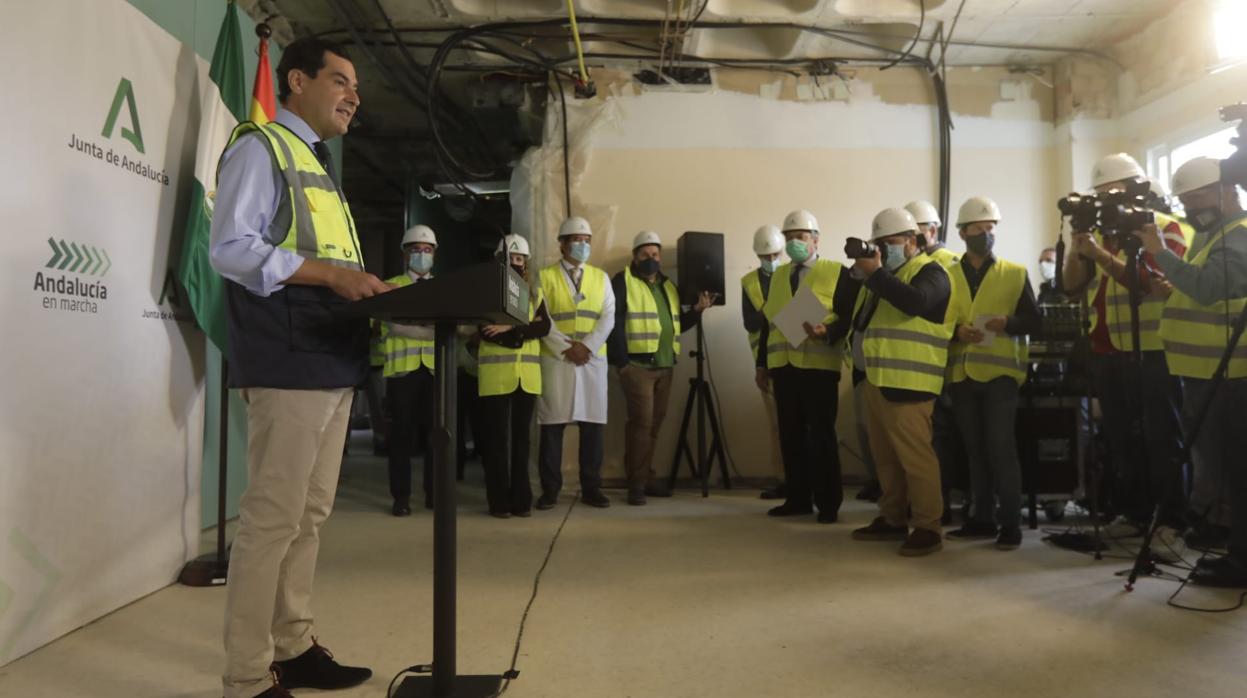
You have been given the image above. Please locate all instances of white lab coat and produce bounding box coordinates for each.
[537,263,616,425]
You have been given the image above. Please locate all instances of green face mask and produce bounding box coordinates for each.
[786,239,810,264]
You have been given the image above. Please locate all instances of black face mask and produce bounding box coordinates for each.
[510,263,526,276]
[634,258,661,277]
[1188,206,1222,232]
[966,232,995,257]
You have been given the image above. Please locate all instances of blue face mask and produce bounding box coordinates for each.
[408,252,433,274]
[883,243,908,271]
[568,241,591,264]
[786,239,811,264]
[759,257,779,273]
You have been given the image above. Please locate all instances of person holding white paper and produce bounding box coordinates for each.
[760,209,860,522]
[944,197,1041,551]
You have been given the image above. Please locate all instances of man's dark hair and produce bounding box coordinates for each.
[275,38,351,103]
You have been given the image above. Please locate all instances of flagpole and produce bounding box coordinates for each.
[179,355,232,586]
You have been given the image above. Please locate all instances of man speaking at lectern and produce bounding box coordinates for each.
[209,38,384,698]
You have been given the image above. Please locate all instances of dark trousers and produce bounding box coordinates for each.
[457,370,483,478]
[951,377,1023,528]
[771,366,843,515]
[538,421,604,495]
[387,368,434,503]
[480,390,537,514]
[1182,377,1247,562]
[1091,352,1188,526]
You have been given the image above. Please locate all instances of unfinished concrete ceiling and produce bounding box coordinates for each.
[238,0,1178,233]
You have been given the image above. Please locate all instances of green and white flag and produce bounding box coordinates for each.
[176,1,247,351]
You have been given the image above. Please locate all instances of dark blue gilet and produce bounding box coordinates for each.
[225,280,369,389]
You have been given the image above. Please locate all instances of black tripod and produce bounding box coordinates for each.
[1118,233,1174,589]
[667,322,731,496]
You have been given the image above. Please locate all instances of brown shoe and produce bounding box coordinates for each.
[851,516,908,541]
[899,528,943,557]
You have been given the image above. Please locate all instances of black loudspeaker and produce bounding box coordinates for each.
[676,232,725,306]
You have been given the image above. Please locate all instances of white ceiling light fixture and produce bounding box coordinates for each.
[1212,0,1247,73]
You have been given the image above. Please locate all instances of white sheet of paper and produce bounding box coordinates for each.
[774,285,830,349]
[972,315,998,346]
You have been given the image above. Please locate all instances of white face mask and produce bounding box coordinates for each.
[1039,260,1056,281]
[759,257,779,273]
[883,243,908,271]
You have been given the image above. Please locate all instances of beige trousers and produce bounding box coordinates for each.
[861,381,944,533]
[619,365,675,487]
[223,387,354,698]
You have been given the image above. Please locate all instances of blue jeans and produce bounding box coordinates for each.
[952,376,1022,528]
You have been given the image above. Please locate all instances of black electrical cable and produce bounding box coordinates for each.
[880,0,924,71]
[486,492,580,697]
[551,71,572,218]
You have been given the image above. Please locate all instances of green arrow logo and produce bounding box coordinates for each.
[44,239,110,276]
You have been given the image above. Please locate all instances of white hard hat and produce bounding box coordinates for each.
[1171,157,1222,197]
[1091,153,1145,188]
[782,209,819,235]
[558,216,592,238]
[904,200,941,226]
[632,230,662,251]
[752,225,784,255]
[401,224,437,249]
[956,196,1001,227]
[496,234,530,257]
[871,208,918,240]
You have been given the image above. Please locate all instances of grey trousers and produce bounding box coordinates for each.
[951,376,1022,528]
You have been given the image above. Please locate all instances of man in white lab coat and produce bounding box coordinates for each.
[535,216,617,509]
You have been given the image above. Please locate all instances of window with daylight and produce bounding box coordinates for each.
[1147,126,1239,205]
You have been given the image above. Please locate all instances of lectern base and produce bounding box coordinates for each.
[393,675,504,698]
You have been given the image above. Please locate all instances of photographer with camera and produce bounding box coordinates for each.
[1061,154,1192,551]
[759,210,860,523]
[943,197,1041,551]
[1136,156,1247,587]
[847,208,953,556]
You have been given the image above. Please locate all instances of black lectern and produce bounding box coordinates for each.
[348,262,528,697]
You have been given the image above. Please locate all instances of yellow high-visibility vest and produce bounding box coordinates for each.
[224,121,362,271]
[947,258,1030,385]
[1160,217,1247,379]
[1086,212,1194,352]
[539,263,608,357]
[479,289,544,397]
[623,266,681,356]
[378,274,436,378]
[852,253,953,393]
[762,258,844,371]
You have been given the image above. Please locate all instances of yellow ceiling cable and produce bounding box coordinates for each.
[566,0,590,86]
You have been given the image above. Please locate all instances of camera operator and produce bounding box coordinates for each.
[1136,156,1247,587]
[1062,154,1193,551]
[847,208,953,556]
[944,197,1041,551]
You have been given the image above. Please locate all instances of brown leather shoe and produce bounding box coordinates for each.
[851,516,908,541]
[899,528,944,557]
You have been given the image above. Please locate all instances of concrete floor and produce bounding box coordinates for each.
[3,445,1247,698]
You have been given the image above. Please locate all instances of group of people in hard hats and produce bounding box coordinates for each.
[375,218,713,517]
[742,198,1036,556]
[377,151,1247,576]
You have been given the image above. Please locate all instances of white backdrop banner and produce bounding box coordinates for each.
[0,0,206,665]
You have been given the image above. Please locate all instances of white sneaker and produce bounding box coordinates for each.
[1101,516,1143,539]
[1152,526,1189,565]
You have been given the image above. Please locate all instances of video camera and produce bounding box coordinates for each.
[1057,179,1154,241]
[1222,102,1247,190]
[844,237,878,259]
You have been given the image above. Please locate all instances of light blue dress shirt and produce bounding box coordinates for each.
[208,110,323,297]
